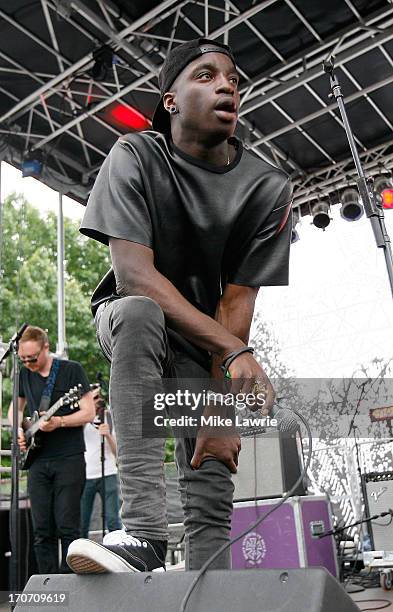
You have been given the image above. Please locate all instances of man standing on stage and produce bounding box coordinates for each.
[9,325,95,573]
[67,38,292,574]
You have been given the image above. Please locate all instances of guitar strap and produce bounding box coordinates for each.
[39,358,60,412]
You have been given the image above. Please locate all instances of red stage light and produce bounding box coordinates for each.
[382,189,393,209]
[109,104,151,131]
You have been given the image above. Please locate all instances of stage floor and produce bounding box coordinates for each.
[350,586,393,609]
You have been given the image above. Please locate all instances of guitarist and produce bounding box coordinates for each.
[8,325,95,573]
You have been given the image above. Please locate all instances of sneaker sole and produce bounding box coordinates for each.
[67,539,138,574]
[66,539,166,575]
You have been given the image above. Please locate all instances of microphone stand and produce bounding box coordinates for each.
[0,323,28,602]
[96,376,109,540]
[347,381,372,548]
[319,507,393,538]
[318,505,393,594]
[95,396,107,541]
[322,56,393,299]
[100,411,106,540]
[347,380,369,438]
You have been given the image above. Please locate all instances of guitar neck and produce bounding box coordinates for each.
[45,400,63,420]
[27,397,64,437]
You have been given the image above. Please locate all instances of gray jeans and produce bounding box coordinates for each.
[95,296,234,570]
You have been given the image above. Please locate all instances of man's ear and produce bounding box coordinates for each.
[163,92,176,112]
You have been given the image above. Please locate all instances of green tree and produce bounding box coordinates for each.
[0,193,111,406]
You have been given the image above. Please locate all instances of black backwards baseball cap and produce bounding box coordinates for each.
[152,38,236,134]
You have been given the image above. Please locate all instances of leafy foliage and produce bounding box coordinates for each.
[0,193,111,408]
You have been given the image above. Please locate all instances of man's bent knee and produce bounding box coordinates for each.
[112,296,165,330]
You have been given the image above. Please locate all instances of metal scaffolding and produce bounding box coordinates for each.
[0,0,392,211]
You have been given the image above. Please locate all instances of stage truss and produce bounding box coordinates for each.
[0,0,393,216]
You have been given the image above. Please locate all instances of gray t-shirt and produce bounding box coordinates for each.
[80,131,292,365]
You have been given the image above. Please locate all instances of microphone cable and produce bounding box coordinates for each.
[179,404,313,612]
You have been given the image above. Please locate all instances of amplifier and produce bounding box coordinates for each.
[363,471,393,550]
[0,501,38,599]
[232,430,306,501]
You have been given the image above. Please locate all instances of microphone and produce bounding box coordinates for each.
[237,401,300,436]
[322,56,335,74]
[270,404,300,434]
[0,322,29,365]
[12,322,29,344]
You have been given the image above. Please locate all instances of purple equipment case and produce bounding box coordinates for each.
[231,495,338,578]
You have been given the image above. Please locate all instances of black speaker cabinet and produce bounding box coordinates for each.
[0,501,38,600]
[16,568,360,611]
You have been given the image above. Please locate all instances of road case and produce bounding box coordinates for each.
[231,495,338,578]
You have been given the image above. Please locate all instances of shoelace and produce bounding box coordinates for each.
[104,530,148,548]
[120,534,146,548]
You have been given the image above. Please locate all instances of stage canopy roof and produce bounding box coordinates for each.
[1,0,393,215]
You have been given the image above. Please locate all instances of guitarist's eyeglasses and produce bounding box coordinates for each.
[18,347,43,364]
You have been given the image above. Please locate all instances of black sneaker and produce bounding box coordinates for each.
[66,530,167,574]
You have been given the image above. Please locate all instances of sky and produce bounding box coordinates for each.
[2,160,393,379]
[254,202,393,378]
[1,161,85,222]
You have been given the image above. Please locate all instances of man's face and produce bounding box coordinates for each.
[166,52,240,140]
[18,340,49,372]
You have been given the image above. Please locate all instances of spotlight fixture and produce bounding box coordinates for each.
[340,188,364,221]
[291,208,300,243]
[91,45,113,81]
[22,151,43,178]
[312,201,331,229]
[374,175,393,210]
[382,189,393,209]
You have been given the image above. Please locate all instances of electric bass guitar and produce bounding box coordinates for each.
[20,385,82,470]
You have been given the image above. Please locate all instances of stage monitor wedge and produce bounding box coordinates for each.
[16,568,360,612]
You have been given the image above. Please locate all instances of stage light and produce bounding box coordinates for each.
[22,152,43,178]
[312,201,330,229]
[340,188,364,221]
[382,189,393,209]
[374,176,393,209]
[291,208,300,243]
[91,45,113,81]
[109,104,151,131]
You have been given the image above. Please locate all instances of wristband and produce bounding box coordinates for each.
[221,346,254,377]
[60,416,66,428]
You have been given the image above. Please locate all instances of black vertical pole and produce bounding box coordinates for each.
[101,412,106,540]
[0,324,28,603]
[10,347,21,597]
